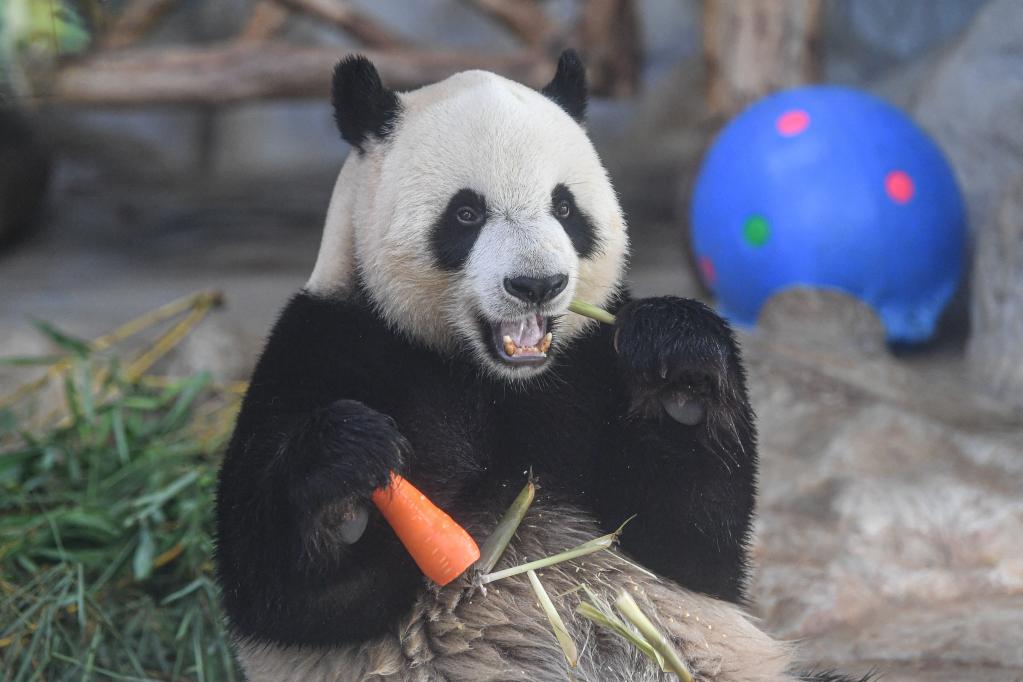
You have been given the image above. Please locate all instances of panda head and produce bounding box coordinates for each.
[307,50,628,381]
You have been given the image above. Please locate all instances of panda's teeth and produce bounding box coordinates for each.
[538,332,552,354]
[502,335,517,356]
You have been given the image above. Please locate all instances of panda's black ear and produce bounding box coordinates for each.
[331,55,402,154]
[541,49,587,123]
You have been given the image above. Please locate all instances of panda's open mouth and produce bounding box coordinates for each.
[486,314,553,365]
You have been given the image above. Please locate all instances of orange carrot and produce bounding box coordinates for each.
[371,472,480,586]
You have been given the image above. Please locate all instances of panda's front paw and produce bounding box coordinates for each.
[614,297,739,425]
[289,399,410,547]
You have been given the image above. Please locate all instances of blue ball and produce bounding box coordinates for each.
[690,86,966,343]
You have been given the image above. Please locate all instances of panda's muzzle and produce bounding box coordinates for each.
[503,274,567,305]
[487,314,553,365]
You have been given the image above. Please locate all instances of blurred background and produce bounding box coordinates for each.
[1,1,1022,680]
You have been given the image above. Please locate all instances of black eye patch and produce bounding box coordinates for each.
[552,184,600,258]
[431,189,488,271]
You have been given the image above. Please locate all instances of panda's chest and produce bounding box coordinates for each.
[384,362,611,504]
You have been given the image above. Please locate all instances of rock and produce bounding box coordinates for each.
[164,313,257,384]
[757,287,887,358]
[867,1,1023,342]
[968,174,1023,409]
[899,0,1023,235]
[825,0,987,85]
[748,346,1023,678]
[745,304,1021,430]
[796,596,1023,680]
[745,281,1023,678]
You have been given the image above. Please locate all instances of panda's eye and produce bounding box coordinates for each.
[456,206,482,226]
[555,199,572,220]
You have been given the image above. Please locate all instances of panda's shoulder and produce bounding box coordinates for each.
[254,290,396,379]
[272,290,380,340]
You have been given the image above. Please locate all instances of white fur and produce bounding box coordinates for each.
[307,70,629,379]
[237,502,795,682]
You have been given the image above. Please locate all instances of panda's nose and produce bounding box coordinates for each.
[503,274,568,304]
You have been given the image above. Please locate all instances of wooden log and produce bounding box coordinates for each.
[703,0,821,119]
[461,0,554,49]
[276,0,410,49]
[101,0,182,50]
[48,44,552,106]
[236,1,291,43]
[580,0,641,97]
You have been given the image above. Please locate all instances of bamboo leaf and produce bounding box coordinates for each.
[73,359,96,425]
[615,591,691,682]
[161,578,206,606]
[133,525,155,581]
[31,320,92,356]
[527,570,577,667]
[129,471,200,515]
[159,373,210,432]
[0,355,66,367]
[112,407,130,464]
[576,585,666,671]
[57,509,119,540]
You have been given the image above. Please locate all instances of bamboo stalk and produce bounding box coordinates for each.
[0,291,222,410]
[89,290,223,354]
[480,517,631,585]
[124,301,214,381]
[475,475,536,574]
[52,299,216,428]
[480,533,614,585]
[569,300,616,326]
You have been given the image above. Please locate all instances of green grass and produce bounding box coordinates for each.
[0,301,241,681]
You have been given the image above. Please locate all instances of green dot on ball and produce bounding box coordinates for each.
[743,215,770,247]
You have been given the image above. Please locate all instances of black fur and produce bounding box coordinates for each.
[541,49,588,123]
[431,189,488,271]
[552,183,601,258]
[601,296,756,601]
[215,287,758,644]
[331,55,402,154]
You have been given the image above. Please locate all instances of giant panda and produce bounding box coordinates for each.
[215,51,859,682]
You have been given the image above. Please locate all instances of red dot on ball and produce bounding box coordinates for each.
[885,170,915,204]
[699,256,717,285]
[776,109,810,136]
